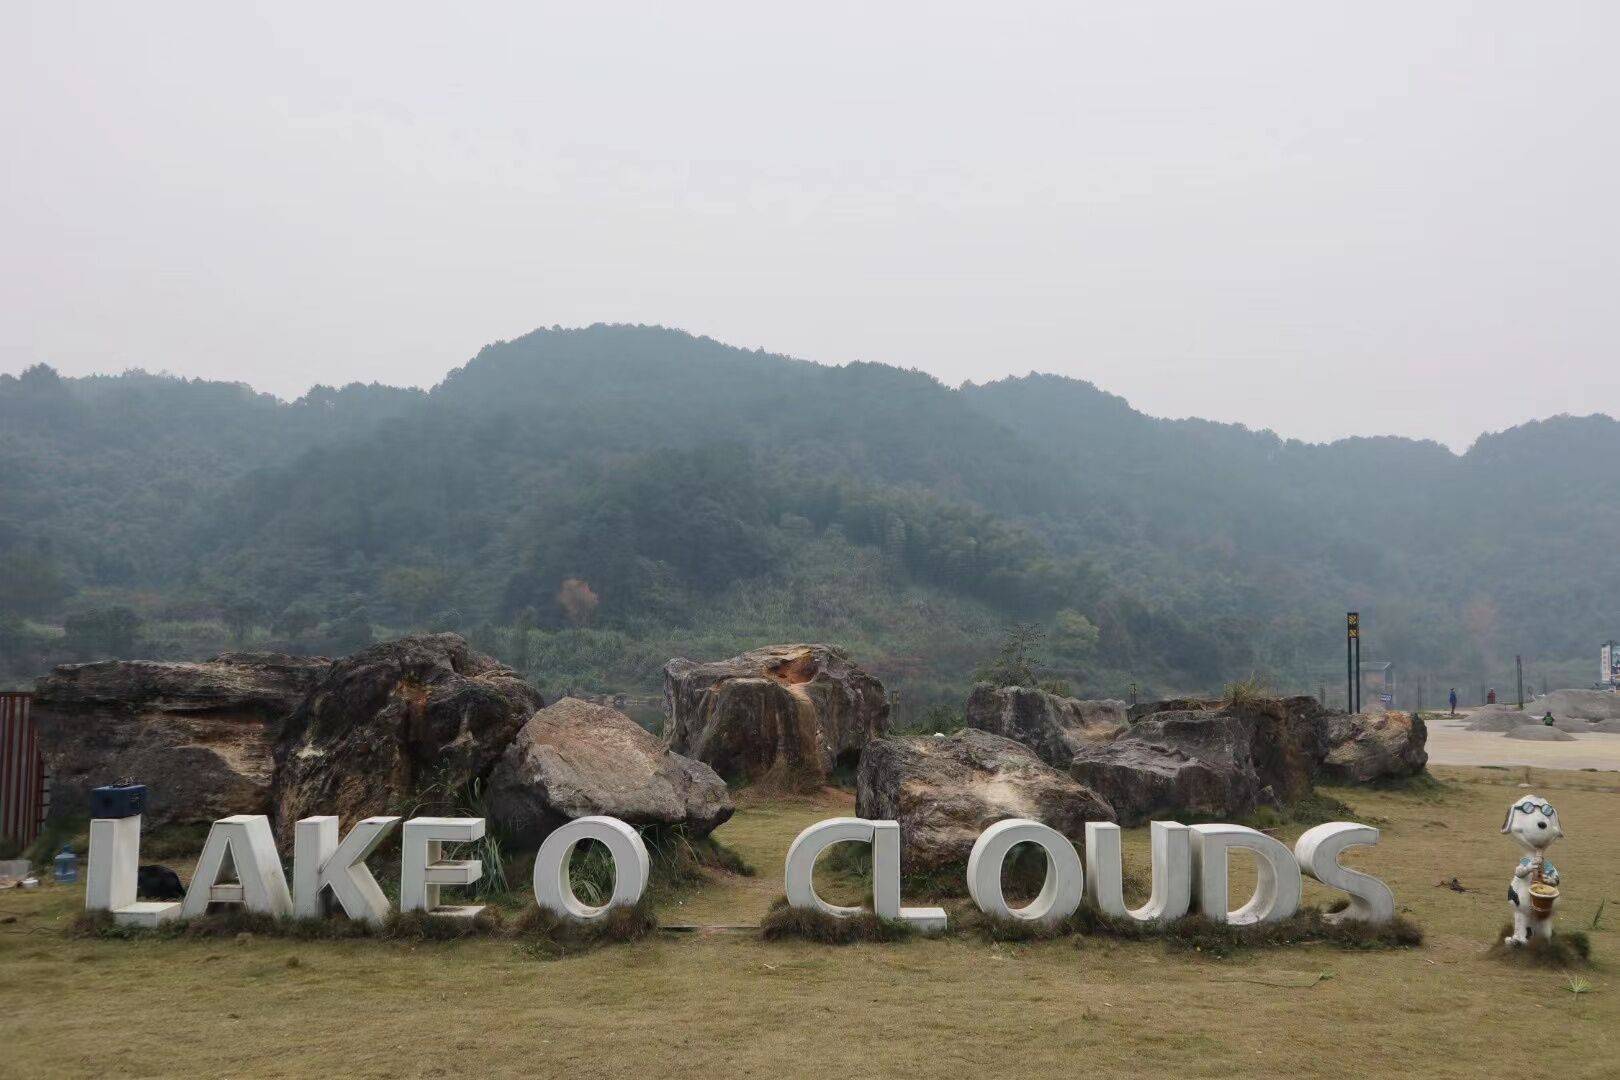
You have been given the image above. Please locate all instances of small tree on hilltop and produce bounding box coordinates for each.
[1050,608,1100,660]
[556,578,600,627]
[975,622,1045,689]
[272,600,321,642]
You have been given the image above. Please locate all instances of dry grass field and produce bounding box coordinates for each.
[2,765,1617,1079]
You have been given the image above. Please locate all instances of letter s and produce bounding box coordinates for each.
[1294,822,1396,925]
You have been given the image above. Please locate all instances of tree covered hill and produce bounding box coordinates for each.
[3,324,1615,712]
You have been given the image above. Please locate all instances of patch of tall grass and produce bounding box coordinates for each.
[953,905,1424,955]
[72,907,504,942]
[1221,674,1273,709]
[758,899,915,944]
[1488,925,1593,968]
[72,900,659,957]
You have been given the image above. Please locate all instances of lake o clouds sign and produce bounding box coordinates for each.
[84,810,1396,932]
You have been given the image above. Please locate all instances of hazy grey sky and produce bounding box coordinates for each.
[4,3,1617,449]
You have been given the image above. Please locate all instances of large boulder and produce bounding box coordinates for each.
[487,698,733,846]
[271,634,542,842]
[963,684,1127,767]
[663,644,888,789]
[1315,710,1428,783]
[1068,697,1326,826]
[1070,696,1428,823]
[856,728,1115,872]
[33,653,331,827]
[1069,712,1266,827]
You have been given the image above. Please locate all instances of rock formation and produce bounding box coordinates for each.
[271,634,542,842]
[33,652,331,827]
[1075,697,1428,822]
[663,644,888,789]
[1070,712,1270,827]
[487,697,733,846]
[962,684,1127,767]
[1314,709,1428,782]
[1127,698,1215,722]
[856,728,1115,871]
[1068,697,1327,825]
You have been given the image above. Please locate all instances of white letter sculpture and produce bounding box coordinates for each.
[967,819,1084,927]
[873,821,947,932]
[535,816,649,920]
[85,814,180,927]
[181,815,293,919]
[783,817,945,931]
[293,815,401,924]
[1188,823,1301,925]
[401,817,485,918]
[1294,822,1395,925]
[1083,821,1192,923]
[1501,794,1563,946]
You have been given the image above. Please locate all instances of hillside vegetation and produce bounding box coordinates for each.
[3,324,1613,719]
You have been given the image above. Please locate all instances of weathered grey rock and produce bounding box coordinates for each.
[663,644,888,789]
[1315,710,1428,784]
[33,653,331,827]
[856,728,1115,871]
[963,684,1127,767]
[271,634,542,842]
[1069,697,1327,825]
[1071,695,1428,823]
[1069,712,1266,827]
[487,698,733,846]
[1127,698,1216,723]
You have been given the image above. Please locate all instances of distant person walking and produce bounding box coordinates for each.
[1449,688,1457,716]
[1487,687,1497,705]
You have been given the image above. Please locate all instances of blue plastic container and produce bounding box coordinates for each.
[53,846,78,885]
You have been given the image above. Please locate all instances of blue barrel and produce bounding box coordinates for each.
[53,846,78,884]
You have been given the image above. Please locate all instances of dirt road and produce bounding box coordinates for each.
[1425,713,1620,770]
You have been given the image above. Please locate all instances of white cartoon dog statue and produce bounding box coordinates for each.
[1502,794,1563,946]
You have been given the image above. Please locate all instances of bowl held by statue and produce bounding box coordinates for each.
[1529,882,1559,916]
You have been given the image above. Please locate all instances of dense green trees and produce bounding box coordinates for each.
[3,325,1615,717]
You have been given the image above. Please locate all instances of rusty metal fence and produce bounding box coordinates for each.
[1,692,47,849]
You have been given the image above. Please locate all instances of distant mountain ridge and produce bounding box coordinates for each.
[3,323,1615,700]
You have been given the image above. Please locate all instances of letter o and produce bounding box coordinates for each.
[534,816,650,920]
[967,819,1084,926]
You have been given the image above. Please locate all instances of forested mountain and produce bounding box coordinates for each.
[3,324,1615,717]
